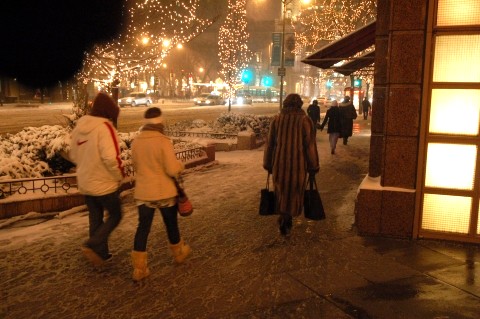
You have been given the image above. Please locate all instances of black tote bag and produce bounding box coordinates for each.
[259,173,275,215]
[304,174,326,220]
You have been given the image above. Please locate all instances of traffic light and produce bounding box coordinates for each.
[261,75,274,87]
[354,78,362,88]
[241,69,254,85]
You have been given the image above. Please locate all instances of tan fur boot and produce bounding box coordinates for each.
[131,251,150,281]
[169,239,191,264]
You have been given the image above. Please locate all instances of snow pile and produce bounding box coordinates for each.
[0,112,270,181]
[213,112,271,136]
[0,125,70,180]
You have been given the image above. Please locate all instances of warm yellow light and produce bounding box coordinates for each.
[176,43,183,49]
[429,89,480,135]
[433,35,480,83]
[422,194,471,234]
[141,37,150,45]
[162,39,171,47]
[301,0,312,4]
[162,63,167,68]
[478,204,480,234]
[437,0,480,26]
[199,67,204,73]
[425,143,477,190]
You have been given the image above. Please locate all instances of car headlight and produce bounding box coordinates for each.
[205,100,211,104]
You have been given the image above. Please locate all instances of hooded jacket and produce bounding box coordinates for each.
[131,130,184,201]
[69,115,125,196]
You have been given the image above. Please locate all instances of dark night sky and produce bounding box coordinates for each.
[0,0,125,88]
[0,0,280,89]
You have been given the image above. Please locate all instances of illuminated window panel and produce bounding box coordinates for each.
[433,35,480,83]
[478,207,480,234]
[429,89,480,135]
[425,143,476,190]
[422,194,470,234]
[437,0,480,26]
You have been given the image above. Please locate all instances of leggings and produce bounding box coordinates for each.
[133,204,180,251]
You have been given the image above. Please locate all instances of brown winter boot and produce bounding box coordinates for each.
[169,239,191,264]
[131,251,150,281]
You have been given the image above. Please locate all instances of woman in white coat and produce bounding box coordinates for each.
[130,107,191,281]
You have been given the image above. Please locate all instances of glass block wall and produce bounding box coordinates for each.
[420,0,480,241]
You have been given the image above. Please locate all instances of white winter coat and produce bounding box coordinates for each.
[69,115,125,196]
[131,130,184,201]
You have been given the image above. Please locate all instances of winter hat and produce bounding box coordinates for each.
[90,92,120,122]
[283,93,303,108]
[331,100,338,107]
[144,107,163,124]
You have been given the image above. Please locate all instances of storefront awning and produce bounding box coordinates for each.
[301,20,376,72]
[332,50,375,76]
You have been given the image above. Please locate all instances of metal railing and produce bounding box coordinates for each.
[0,174,77,198]
[166,130,237,139]
[0,146,206,198]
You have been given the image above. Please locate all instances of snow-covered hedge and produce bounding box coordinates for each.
[166,112,272,136]
[0,112,273,180]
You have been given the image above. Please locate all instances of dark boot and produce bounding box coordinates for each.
[278,214,292,237]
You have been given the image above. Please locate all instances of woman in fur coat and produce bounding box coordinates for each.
[263,93,320,236]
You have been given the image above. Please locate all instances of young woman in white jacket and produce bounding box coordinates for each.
[130,107,191,281]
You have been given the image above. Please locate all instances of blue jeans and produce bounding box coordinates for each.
[134,204,180,251]
[84,191,122,259]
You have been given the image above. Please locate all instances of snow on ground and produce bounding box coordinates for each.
[0,128,370,251]
[0,125,372,319]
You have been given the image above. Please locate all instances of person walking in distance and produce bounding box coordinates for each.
[319,100,342,155]
[362,97,371,120]
[307,99,321,135]
[69,92,125,268]
[130,107,191,281]
[263,93,319,237]
[339,95,357,145]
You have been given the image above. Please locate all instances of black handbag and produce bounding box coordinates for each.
[259,173,275,215]
[304,174,326,220]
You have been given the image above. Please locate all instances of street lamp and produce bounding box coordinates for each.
[279,0,311,110]
[279,0,291,110]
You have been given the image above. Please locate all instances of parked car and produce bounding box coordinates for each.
[225,94,253,105]
[118,92,152,107]
[194,94,225,106]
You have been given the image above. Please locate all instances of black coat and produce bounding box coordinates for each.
[319,106,342,134]
[339,102,357,137]
[307,103,320,123]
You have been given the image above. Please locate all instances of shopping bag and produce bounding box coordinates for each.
[304,175,326,220]
[174,176,193,217]
[259,173,275,215]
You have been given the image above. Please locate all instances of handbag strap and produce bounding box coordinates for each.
[266,173,272,190]
[308,174,318,191]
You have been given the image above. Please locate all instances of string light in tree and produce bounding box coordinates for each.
[218,0,251,109]
[78,0,218,89]
[293,0,376,85]
[293,0,376,52]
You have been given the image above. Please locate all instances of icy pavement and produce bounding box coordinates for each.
[1,122,480,319]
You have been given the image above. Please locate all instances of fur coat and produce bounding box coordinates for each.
[263,107,319,216]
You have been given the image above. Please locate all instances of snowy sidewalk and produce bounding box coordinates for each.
[1,124,479,319]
